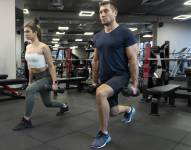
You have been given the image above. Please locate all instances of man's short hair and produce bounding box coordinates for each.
[99,1,118,11]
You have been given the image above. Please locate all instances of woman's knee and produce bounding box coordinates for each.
[26,86,36,96]
[43,102,52,107]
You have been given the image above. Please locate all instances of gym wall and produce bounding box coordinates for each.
[157,22,191,52]
[0,0,16,78]
[16,33,22,68]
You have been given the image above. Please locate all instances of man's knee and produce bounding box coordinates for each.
[96,88,108,99]
[96,84,113,99]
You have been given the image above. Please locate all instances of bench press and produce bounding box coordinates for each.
[144,84,180,115]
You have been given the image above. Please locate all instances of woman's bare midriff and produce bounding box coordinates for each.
[31,66,48,74]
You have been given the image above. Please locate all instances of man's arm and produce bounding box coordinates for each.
[125,43,139,88]
[92,48,99,86]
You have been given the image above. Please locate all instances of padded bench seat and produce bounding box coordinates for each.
[145,84,180,115]
[0,79,27,85]
[145,84,180,95]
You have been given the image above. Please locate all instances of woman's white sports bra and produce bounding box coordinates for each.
[25,53,47,69]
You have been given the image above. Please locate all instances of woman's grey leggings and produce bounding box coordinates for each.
[25,70,63,117]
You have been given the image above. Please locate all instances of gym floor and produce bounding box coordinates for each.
[0,81,191,150]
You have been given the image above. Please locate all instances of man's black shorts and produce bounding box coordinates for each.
[101,74,130,108]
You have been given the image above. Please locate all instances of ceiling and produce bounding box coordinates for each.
[16,0,191,48]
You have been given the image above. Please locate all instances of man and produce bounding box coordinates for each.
[90,1,139,149]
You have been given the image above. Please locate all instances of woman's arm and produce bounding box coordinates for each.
[25,45,33,85]
[42,45,57,86]
[28,69,33,85]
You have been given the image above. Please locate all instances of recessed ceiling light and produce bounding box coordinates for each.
[70,46,78,49]
[52,38,60,41]
[173,15,191,20]
[56,31,65,35]
[23,9,29,14]
[79,11,95,17]
[58,26,69,30]
[141,0,165,6]
[51,41,58,44]
[91,0,109,1]
[84,32,94,35]
[128,28,138,31]
[143,34,153,38]
[75,39,83,42]
[184,0,191,5]
[53,44,60,48]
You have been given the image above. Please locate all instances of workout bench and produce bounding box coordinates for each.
[175,89,191,107]
[144,84,180,115]
[58,77,86,91]
[0,78,27,99]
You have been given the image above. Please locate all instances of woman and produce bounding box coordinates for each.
[13,22,69,131]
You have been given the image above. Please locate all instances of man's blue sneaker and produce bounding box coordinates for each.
[122,107,136,123]
[90,131,111,149]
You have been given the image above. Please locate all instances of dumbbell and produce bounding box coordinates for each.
[121,85,140,97]
[43,84,64,97]
[53,87,65,97]
[87,84,100,93]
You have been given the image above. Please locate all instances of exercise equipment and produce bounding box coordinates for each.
[87,84,99,93]
[174,68,191,107]
[57,77,86,91]
[170,48,191,77]
[144,84,180,115]
[44,85,65,97]
[76,68,89,80]
[141,41,170,101]
[185,68,191,91]
[0,78,27,99]
[121,85,140,97]
[64,48,72,77]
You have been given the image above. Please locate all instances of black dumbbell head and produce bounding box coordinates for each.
[121,86,140,97]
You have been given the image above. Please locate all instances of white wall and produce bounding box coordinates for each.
[157,22,191,52]
[16,33,22,67]
[0,0,16,78]
[72,48,88,59]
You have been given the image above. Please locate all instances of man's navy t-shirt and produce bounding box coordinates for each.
[93,25,137,81]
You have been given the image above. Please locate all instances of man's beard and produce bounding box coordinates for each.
[101,17,114,26]
[102,20,112,26]
[103,23,110,26]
